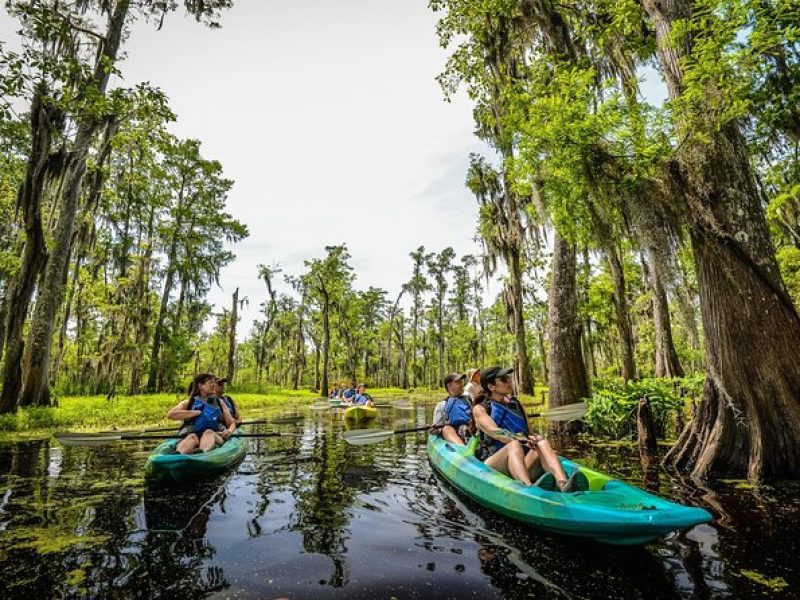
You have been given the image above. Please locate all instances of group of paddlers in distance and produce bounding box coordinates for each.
[166,373,243,454]
[327,382,375,407]
[164,367,587,493]
[431,366,588,493]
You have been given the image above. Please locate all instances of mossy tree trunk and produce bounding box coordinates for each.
[644,0,800,480]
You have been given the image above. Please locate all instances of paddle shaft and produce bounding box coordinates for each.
[56,432,297,443]
[55,418,274,438]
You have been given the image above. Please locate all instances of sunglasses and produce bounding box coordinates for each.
[497,376,512,384]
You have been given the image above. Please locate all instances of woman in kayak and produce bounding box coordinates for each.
[473,366,588,492]
[168,373,237,454]
[352,383,374,407]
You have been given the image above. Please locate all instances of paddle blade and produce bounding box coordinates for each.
[533,402,588,421]
[270,415,305,425]
[55,433,123,447]
[342,428,394,446]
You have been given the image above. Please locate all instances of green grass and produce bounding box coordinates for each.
[0,387,322,441]
[0,385,546,441]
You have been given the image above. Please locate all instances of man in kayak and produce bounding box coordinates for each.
[341,381,357,405]
[215,377,242,425]
[433,372,473,445]
[473,366,588,492]
[168,373,237,454]
[352,383,374,406]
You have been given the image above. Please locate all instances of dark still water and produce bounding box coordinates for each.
[1,404,798,599]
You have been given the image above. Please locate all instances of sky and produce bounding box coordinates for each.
[1,1,667,336]
[121,0,491,335]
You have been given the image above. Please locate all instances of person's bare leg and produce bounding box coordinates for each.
[532,439,569,488]
[177,433,199,454]
[199,430,220,452]
[485,443,532,485]
[441,425,465,446]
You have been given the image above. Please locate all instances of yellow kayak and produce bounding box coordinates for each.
[344,405,377,421]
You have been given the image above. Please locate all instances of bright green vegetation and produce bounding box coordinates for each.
[1,0,799,483]
[0,387,445,440]
[739,570,789,593]
[0,389,316,439]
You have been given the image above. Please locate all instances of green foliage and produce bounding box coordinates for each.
[583,377,697,438]
[0,390,320,438]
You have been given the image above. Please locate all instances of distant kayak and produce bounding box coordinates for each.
[427,435,712,545]
[344,405,377,421]
[145,434,248,482]
[329,398,343,407]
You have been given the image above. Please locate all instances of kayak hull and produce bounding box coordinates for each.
[344,406,378,421]
[145,434,248,482]
[427,435,712,545]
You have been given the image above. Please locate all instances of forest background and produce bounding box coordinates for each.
[0,0,798,483]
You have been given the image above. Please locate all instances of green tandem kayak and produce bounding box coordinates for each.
[145,434,248,482]
[427,435,712,545]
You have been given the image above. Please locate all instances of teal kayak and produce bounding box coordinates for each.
[427,435,712,545]
[145,434,248,482]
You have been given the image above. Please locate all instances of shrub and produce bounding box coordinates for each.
[583,377,697,439]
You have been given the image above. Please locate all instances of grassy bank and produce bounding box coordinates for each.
[0,387,446,441]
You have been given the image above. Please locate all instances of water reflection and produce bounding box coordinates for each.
[0,404,798,598]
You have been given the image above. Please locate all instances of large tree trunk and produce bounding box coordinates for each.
[606,245,636,381]
[17,1,129,408]
[507,248,535,394]
[227,288,238,382]
[645,0,800,480]
[321,290,330,395]
[547,232,589,432]
[643,248,683,377]
[0,91,59,413]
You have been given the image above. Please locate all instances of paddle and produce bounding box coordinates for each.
[373,400,414,410]
[342,425,433,446]
[343,403,589,446]
[54,417,290,438]
[55,431,303,447]
[527,402,587,421]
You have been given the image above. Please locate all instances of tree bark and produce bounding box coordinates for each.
[18,1,129,408]
[227,288,238,382]
[0,90,59,413]
[606,246,636,382]
[643,249,683,377]
[547,232,589,433]
[645,0,800,480]
[507,247,535,393]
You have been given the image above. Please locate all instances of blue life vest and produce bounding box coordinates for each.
[486,398,529,454]
[353,393,371,405]
[221,395,237,418]
[342,388,356,400]
[444,395,471,427]
[187,396,223,434]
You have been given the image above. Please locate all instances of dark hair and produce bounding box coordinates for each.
[187,373,216,399]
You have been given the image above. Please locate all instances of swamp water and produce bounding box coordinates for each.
[1,403,798,599]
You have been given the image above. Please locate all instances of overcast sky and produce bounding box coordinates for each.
[1,1,666,336]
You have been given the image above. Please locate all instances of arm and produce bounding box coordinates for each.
[219,401,236,439]
[472,403,523,446]
[167,399,199,421]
